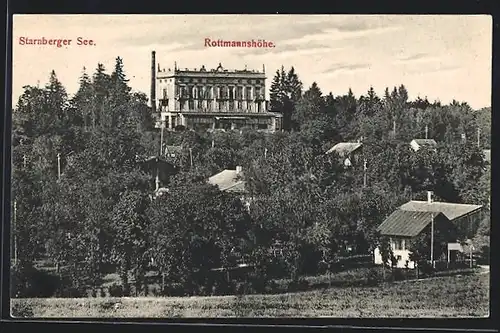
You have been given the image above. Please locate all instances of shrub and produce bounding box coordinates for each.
[11,301,34,318]
[11,264,61,298]
[366,267,382,286]
[164,282,185,296]
[392,269,405,281]
[264,280,280,294]
[287,278,309,292]
[108,283,123,297]
[418,261,435,277]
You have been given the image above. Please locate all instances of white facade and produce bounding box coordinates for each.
[373,237,416,269]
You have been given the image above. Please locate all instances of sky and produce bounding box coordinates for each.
[12,15,492,109]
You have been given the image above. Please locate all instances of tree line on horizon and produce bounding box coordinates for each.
[10,57,491,298]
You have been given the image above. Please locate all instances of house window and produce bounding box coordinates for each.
[255,87,261,99]
[392,238,404,251]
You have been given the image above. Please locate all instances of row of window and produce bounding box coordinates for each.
[169,86,262,100]
[159,78,262,84]
[178,100,264,112]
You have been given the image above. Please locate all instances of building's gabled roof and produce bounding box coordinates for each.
[399,201,483,221]
[411,139,437,148]
[325,142,362,156]
[377,210,447,237]
[208,169,246,193]
[482,149,491,163]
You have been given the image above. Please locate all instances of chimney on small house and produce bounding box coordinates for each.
[151,51,156,113]
[427,191,433,204]
[236,166,243,174]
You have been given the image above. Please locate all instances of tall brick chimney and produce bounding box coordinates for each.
[151,51,156,113]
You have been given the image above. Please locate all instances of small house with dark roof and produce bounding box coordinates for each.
[325,142,363,167]
[410,139,437,152]
[136,155,178,195]
[374,192,485,268]
[373,210,454,269]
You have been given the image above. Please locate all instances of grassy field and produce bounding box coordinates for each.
[11,271,489,318]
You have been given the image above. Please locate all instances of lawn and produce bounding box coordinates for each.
[11,271,489,318]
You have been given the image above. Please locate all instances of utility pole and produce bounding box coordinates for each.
[264,147,268,160]
[23,155,27,168]
[189,148,193,168]
[393,120,396,139]
[160,124,164,156]
[425,125,429,139]
[430,212,434,267]
[155,167,160,192]
[363,158,367,187]
[212,139,215,148]
[477,128,481,148]
[57,153,61,180]
[13,200,18,266]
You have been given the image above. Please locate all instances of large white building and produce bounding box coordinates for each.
[150,51,282,132]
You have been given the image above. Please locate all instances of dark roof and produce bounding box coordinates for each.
[399,201,482,221]
[377,210,446,237]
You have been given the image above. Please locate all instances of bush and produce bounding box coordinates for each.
[11,301,34,318]
[163,282,185,296]
[366,267,382,286]
[108,283,123,297]
[11,264,61,298]
[418,261,435,277]
[287,278,309,292]
[392,269,405,281]
[264,280,280,294]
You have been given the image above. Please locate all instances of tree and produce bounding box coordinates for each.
[377,235,393,280]
[92,63,111,128]
[111,191,150,296]
[269,66,302,131]
[45,70,68,125]
[293,82,325,130]
[146,183,252,295]
[109,56,132,106]
[71,67,93,129]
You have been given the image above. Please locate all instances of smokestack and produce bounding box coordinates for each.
[427,191,433,204]
[151,51,156,113]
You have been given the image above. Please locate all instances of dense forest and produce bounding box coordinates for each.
[10,58,491,298]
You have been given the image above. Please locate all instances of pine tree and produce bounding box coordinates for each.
[72,67,94,129]
[110,56,131,106]
[92,63,111,128]
[269,68,283,112]
[269,66,303,131]
[45,70,68,127]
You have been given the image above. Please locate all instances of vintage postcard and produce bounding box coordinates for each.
[10,14,491,318]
